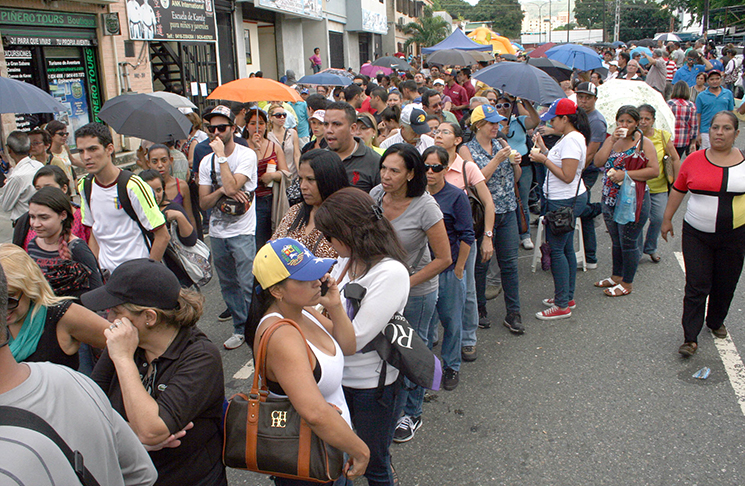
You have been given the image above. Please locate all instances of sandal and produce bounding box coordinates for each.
[649,253,661,263]
[604,283,631,297]
[594,277,616,288]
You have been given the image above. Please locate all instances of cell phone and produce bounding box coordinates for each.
[320,280,329,296]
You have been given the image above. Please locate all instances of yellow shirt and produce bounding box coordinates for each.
[646,129,671,194]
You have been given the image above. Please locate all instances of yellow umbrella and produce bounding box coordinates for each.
[467,27,517,55]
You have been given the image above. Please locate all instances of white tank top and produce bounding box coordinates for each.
[259,311,350,426]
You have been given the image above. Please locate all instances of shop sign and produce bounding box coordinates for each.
[4,48,37,130]
[4,35,93,47]
[127,0,217,42]
[362,9,387,34]
[47,56,91,134]
[256,0,323,21]
[0,8,97,29]
[84,47,102,122]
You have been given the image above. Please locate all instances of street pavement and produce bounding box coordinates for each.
[3,128,744,485]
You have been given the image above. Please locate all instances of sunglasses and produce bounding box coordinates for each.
[55,132,69,137]
[495,103,511,110]
[272,113,287,119]
[206,124,232,133]
[425,164,446,173]
[7,296,19,310]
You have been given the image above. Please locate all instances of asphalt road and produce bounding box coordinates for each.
[2,128,743,485]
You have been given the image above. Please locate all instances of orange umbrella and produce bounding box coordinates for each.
[207,77,302,102]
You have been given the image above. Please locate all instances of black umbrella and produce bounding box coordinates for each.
[501,53,518,62]
[473,61,565,105]
[0,76,67,114]
[426,49,478,67]
[527,57,573,82]
[372,56,411,71]
[98,93,193,143]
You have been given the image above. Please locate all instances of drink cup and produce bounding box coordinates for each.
[618,128,628,138]
[509,150,520,164]
[530,147,541,156]
[265,162,277,188]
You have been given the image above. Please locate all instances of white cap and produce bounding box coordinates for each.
[433,78,445,86]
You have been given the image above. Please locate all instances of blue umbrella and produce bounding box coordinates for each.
[611,41,625,48]
[297,73,352,86]
[472,61,565,105]
[630,46,653,66]
[545,44,603,71]
[512,42,525,51]
[0,76,66,114]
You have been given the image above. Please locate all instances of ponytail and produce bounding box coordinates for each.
[565,107,592,145]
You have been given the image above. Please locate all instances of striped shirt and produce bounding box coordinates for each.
[665,59,677,81]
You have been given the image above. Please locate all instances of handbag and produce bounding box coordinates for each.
[286,177,303,206]
[543,157,583,236]
[168,221,212,287]
[211,155,253,216]
[223,319,345,483]
[462,160,485,238]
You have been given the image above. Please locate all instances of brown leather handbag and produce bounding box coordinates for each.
[223,319,345,483]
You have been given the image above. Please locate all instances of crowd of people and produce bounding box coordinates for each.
[0,35,744,486]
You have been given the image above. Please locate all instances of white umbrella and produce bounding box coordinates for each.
[596,79,676,142]
[654,33,681,42]
[146,91,197,110]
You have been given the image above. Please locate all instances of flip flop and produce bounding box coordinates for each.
[650,253,661,263]
[604,283,631,297]
[594,277,616,288]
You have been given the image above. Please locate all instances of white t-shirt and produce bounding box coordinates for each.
[379,131,435,155]
[198,144,258,239]
[0,362,157,486]
[543,131,588,200]
[79,172,166,273]
[332,257,410,389]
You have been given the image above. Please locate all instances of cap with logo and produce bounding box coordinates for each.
[470,104,506,124]
[203,105,235,124]
[574,82,598,97]
[401,104,431,135]
[540,98,578,122]
[309,110,325,123]
[253,238,337,290]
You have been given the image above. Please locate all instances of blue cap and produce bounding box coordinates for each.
[540,98,577,122]
[471,104,506,124]
[253,238,336,289]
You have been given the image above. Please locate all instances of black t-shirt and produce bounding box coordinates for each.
[24,300,76,369]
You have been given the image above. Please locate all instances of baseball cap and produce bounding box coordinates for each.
[442,68,458,77]
[253,238,336,290]
[81,259,181,311]
[470,104,506,124]
[401,104,430,135]
[433,79,445,86]
[575,82,598,97]
[609,60,619,67]
[301,88,310,95]
[203,105,235,124]
[540,98,577,122]
[309,109,325,123]
[707,70,722,79]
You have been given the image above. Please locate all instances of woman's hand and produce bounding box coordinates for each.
[607,168,625,184]
[318,273,341,309]
[104,318,139,363]
[250,132,262,149]
[480,237,493,263]
[143,422,194,451]
[533,132,547,152]
[660,219,674,242]
[529,150,547,164]
[343,450,370,481]
[163,209,180,223]
[492,145,512,165]
[259,171,276,185]
[611,127,628,142]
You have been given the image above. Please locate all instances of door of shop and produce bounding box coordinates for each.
[329,32,345,69]
[150,42,219,114]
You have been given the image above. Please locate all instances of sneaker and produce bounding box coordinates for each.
[542,298,576,309]
[585,262,598,270]
[536,305,572,320]
[478,308,491,329]
[218,308,232,321]
[712,325,728,339]
[461,345,477,362]
[503,312,525,334]
[521,238,535,250]
[443,368,460,390]
[223,333,245,350]
[485,284,502,300]
[393,415,422,443]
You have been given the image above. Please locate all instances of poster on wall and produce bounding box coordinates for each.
[127,0,217,41]
[257,0,322,20]
[5,48,41,131]
[46,56,91,144]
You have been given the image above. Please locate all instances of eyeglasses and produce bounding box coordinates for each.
[431,129,453,136]
[425,164,446,173]
[7,296,20,310]
[206,124,232,133]
[272,113,287,119]
[495,103,511,110]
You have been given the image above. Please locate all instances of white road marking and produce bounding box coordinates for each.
[674,251,745,416]
[233,359,254,380]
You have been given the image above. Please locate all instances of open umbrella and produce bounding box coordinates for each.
[297,73,352,86]
[98,93,193,143]
[501,54,518,62]
[319,68,355,79]
[629,39,656,48]
[595,79,675,140]
[0,76,67,114]
[528,42,556,58]
[611,41,625,48]
[629,46,653,66]
[472,61,565,105]
[426,49,478,67]
[545,44,603,71]
[470,51,495,63]
[207,78,302,103]
[360,64,392,77]
[654,33,681,42]
[146,91,197,110]
[527,57,573,82]
[372,56,411,70]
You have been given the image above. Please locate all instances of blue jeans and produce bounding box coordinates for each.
[515,165,533,241]
[579,168,600,264]
[640,191,668,255]
[428,269,465,371]
[546,193,587,308]
[399,291,437,419]
[343,384,399,486]
[475,212,520,314]
[601,191,650,284]
[255,194,273,250]
[461,243,479,346]
[211,233,256,334]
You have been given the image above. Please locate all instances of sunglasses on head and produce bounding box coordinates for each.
[272,113,287,119]
[495,103,511,110]
[425,164,446,173]
[206,124,232,133]
[7,296,20,310]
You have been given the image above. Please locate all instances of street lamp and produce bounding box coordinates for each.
[527,1,553,43]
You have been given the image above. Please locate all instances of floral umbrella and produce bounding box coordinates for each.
[596,79,676,141]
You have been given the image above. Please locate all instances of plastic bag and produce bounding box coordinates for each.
[613,172,637,225]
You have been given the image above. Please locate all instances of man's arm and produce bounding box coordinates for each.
[0,176,22,213]
[211,138,248,197]
[586,142,602,168]
[148,225,169,262]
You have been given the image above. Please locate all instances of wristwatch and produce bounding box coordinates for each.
[216,156,228,164]
[485,230,493,238]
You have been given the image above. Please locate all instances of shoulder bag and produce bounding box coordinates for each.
[211,155,254,216]
[223,319,345,483]
[462,160,486,238]
[543,154,582,236]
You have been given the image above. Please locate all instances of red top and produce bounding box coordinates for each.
[256,143,278,198]
[443,83,469,120]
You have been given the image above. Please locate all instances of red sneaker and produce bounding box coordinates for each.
[542,298,576,309]
[536,305,572,320]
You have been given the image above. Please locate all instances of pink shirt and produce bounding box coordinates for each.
[444,154,485,191]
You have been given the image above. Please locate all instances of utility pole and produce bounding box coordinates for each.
[602,0,606,42]
[702,0,709,39]
[566,0,570,43]
[549,0,552,43]
[613,0,620,43]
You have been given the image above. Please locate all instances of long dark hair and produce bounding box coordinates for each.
[29,186,74,260]
[380,143,427,198]
[242,109,268,139]
[616,105,642,138]
[315,187,407,274]
[32,165,70,196]
[291,149,350,231]
[563,107,592,145]
[139,169,168,205]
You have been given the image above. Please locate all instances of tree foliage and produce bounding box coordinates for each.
[437,0,524,39]
[574,0,680,41]
[663,0,743,25]
[403,7,452,51]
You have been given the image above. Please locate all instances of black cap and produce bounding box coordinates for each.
[575,82,598,97]
[81,259,181,311]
